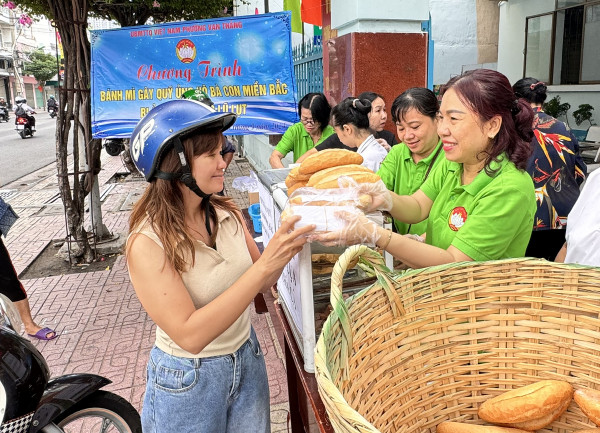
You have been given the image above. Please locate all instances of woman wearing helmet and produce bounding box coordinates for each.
[126,99,314,433]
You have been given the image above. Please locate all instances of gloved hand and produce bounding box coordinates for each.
[351,179,393,213]
[375,137,391,151]
[309,210,381,247]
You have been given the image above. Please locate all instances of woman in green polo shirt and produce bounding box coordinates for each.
[377,87,444,235]
[269,92,335,168]
[314,69,537,268]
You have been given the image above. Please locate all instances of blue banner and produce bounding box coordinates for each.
[91,12,298,138]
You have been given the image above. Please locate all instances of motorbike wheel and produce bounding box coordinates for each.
[19,131,25,139]
[52,390,142,433]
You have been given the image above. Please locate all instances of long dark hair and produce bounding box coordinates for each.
[331,97,371,130]
[512,77,548,105]
[440,69,534,173]
[298,92,331,133]
[391,87,438,123]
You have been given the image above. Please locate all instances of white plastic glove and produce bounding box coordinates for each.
[309,210,381,247]
[375,137,391,152]
[351,179,393,213]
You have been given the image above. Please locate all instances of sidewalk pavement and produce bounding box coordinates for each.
[1,152,291,432]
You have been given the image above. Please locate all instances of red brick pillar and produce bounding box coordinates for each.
[321,0,428,133]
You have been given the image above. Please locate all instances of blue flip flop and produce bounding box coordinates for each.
[28,327,58,341]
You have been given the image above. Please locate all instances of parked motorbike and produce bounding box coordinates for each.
[15,114,35,139]
[0,294,142,432]
[0,107,9,122]
[48,106,57,118]
[103,138,140,174]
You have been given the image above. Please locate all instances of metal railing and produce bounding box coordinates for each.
[292,41,323,97]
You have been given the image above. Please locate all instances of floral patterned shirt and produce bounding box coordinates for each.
[527,107,586,231]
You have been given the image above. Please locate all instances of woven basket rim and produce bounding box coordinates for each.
[315,252,600,433]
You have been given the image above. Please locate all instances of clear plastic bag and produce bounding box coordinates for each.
[232,175,259,193]
[281,185,381,246]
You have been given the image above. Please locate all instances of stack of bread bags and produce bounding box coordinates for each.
[283,149,382,236]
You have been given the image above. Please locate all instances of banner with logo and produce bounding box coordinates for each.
[91,12,298,138]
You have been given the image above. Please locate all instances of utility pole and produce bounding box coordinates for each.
[9,10,26,98]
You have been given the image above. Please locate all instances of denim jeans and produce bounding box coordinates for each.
[142,327,270,433]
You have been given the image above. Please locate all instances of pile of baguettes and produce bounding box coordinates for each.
[284,148,381,197]
[437,380,600,433]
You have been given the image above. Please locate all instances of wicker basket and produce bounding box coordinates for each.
[315,245,600,433]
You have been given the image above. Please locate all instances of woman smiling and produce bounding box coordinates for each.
[377,88,444,235]
[314,69,537,269]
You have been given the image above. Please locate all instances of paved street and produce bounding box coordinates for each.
[0,113,65,187]
[1,152,292,432]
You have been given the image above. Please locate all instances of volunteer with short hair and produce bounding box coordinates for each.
[269,92,334,168]
[377,87,444,235]
[314,69,537,268]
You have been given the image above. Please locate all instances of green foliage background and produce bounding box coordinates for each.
[23,48,56,85]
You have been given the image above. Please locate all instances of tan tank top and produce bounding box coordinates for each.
[129,209,253,358]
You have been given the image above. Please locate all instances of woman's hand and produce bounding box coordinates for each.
[256,216,315,286]
[310,211,380,247]
[354,180,393,213]
[375,137,391,151]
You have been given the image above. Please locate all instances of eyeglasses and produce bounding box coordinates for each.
[300,117,316,125]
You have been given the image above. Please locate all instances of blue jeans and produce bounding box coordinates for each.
[142,327,270,433]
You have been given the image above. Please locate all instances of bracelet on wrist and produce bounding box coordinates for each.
[378,229,393,250]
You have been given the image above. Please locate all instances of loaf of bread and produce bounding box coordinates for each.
[298,149,363,175]
[477,380,573,431]
[574,388,600,426]
[437,422,532,433]
[314,172,381,189]
[287,181,307,196]
[307,164,373,187]
[285,166,312,188]
[311,253,359,275]
[573,429,600,433]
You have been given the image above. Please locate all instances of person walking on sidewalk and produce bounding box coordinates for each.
[126,99,315,433]
[0,197,57,340]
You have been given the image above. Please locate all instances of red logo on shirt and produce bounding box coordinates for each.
[449,207,467,231]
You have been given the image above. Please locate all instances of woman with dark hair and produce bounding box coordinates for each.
[314,69,537,268]
[269,92,335,168]
[513,77,586,261]
[296,91,396,162]
[377,87,444,235]
[327,97,389,172]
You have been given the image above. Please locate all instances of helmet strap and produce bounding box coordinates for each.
[154,137,214,237]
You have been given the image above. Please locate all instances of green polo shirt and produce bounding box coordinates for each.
[275,122,335,162]
[420,155,536,261]
[377,140,444,235]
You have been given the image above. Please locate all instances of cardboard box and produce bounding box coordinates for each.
[248,191,259,204]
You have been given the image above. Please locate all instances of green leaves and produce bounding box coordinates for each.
[23,48,57,85]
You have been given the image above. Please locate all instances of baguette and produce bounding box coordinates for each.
[307,164,373,187]
[573,430,600,433]
[298,149,363,174]
[574,388,600,426]
[478,380,573,431]
[437,422,531,433]
[287,181,307,196]
[314,172,381,189]
[285,166,312,188]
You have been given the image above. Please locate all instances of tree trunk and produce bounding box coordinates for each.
[48,0,98,263]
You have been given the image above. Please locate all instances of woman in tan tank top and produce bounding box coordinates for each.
[126,98,315,433]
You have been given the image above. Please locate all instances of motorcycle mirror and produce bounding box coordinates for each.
[0,294,23,334]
